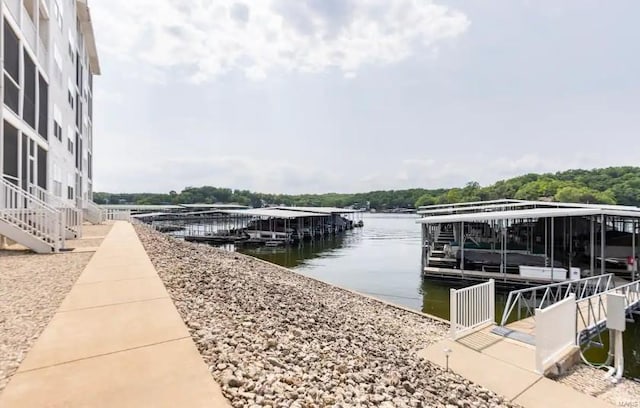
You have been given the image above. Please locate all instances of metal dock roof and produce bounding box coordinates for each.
[274,206,361,214]
[220,208,331,219]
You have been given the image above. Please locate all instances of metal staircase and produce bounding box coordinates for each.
[429,224,457,267]
[29,184,83,239]
[0,178,65,253]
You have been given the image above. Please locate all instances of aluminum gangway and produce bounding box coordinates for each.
[497,273,640,345]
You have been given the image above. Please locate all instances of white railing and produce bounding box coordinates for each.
[450,279,495,339]
[577,279,640,344]
[84,201,105,224]
[500,273,614,326]
[105,208,132,222]
[29,185,82,238]
[535,294,577,374]
[0,178,63,252]
[21,4,37,52]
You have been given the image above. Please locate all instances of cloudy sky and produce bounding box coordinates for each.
[90,0,639,194]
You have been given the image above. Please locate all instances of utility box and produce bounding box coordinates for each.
[607,293,626,332]
[569,267,581,280]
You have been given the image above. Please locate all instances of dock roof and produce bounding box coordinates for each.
[274,206,361,214]
[221,208,330,219]
[102,204,184,211]
[418,206,640,224]
[179,204,250,210]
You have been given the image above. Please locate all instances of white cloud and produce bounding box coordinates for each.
[90,0,469,82]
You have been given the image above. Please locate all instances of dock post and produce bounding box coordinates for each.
[633,220,637,282]
[590,217,595,275]
[569,217,573,270]
[421,224,427,272]
[601,214,606,275]
[461,221,465,278]
[551,217,555,281]
[449,288,457,339]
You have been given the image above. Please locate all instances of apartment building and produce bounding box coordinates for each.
[0,0,102,253]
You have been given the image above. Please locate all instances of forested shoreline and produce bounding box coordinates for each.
[94,166,640,210]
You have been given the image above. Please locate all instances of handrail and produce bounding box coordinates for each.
[29,184,83,238]
[576,279,640,344]
[500,273,614,326]
[85,201,106,224]
[1,178,63,251]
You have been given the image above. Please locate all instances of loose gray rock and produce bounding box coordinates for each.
[136,225,518,408]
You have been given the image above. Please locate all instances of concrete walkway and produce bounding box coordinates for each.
[419,327,614,408]
[0,221,230,407]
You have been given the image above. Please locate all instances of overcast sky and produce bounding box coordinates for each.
[90,0,639,194]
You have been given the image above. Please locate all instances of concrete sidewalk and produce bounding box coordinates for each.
[419,328,614,408]
[0,221,230,407]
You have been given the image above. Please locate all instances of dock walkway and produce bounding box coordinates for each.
[0,221,230,407]
[419,326,614,408]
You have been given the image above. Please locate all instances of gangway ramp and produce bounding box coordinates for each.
[496,274,640,346]
[418,277,621,406]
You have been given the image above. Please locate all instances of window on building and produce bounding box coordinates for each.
[67,134,74,154]
[88,152,92,180]
[67,173,74,200]
[23,50,37,129]
[53,105,63,141]
[76,51,81,88]
[2,121,19,179]
[4,20,20,114]
[76,92,81,129]
[68,90,74,109]
[53,164,62,197]
[53,44,63,87]
[21,135,28,191]
[37,146,47,189]
[38,74,49,140]
[75,132,81,170]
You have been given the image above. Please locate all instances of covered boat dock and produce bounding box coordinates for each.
[418,200,640,284]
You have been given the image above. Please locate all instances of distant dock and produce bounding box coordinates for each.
[122,205,364,246]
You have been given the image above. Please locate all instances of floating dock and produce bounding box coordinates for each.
[133,205,364,247]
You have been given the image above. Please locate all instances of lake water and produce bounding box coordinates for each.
[233,213,639,379]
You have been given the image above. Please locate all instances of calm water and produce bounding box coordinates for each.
[233,213,639,378]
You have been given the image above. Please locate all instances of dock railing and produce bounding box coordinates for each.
[450,279,495,340]
[104,208,132,222]
[577,279,640,344]
[500,273,614,326]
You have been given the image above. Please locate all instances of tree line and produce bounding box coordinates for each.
[94,166,640,210]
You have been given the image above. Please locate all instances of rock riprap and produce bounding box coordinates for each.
[136,226,517,408]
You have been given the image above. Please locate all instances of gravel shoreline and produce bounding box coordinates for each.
[0,251,92,392]
[137,226,516,407]
[558,364,640,406]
